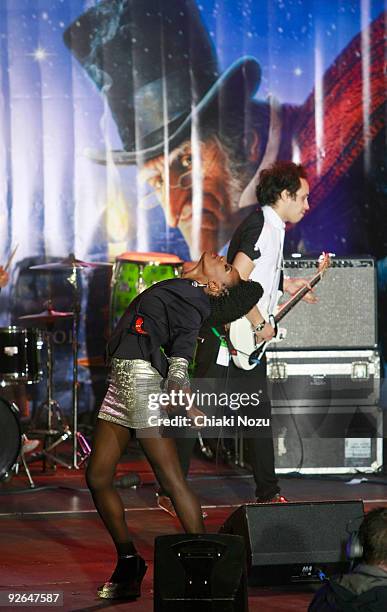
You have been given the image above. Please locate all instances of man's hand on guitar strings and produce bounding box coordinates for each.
[283,277,318,303]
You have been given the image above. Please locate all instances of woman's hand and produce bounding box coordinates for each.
[164,380,188,416]
[164,380,205,426]
[186,404,205,428]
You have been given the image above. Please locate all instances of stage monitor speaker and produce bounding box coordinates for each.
[272,257,377,349]
[154,534,248,612]
[220,500,364,586]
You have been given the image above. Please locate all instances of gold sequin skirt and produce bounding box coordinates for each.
[98,358,163,429]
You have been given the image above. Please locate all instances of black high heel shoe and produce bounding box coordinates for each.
[97,554,147,600]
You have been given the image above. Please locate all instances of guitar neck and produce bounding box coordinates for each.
[274,271,322,323]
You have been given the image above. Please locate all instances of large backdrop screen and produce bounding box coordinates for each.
[0,0,385,414]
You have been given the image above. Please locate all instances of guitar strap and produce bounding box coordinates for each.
[211,326,237,359]
[221,327,238,357]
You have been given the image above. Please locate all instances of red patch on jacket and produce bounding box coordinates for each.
[134,316,149,335]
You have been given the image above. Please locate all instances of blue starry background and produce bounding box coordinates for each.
[0,0,384,261]
[198,0,384,104]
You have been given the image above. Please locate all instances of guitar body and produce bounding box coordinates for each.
[229,252,331,371]
[229,317,259,370]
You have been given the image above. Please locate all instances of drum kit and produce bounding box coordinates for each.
[110,251,183,327]
[0,251,185,484]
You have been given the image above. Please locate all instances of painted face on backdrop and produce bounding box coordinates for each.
[139,136,243,257]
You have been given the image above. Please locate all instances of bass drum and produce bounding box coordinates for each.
[110,252,183,328]
[0,397,21,480]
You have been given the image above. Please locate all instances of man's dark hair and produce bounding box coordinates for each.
[359,507,387,564]
[256,161,307,206]
[207,279,262,326]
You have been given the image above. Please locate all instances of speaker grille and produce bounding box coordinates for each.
[273,258,377,349]
[222,500,364,567]
[247,501,363,564]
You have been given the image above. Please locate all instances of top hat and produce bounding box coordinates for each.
[64,0,261,164]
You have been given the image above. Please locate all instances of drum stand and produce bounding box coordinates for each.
[29,254,113,469]
[67,263,91,469]
[34,304,90,470]
[34,325,65,433]
[14,442,36,488]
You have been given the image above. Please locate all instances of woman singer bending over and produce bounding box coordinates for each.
[86,251,263,600]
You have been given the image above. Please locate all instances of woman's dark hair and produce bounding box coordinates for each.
[256,161,307,206]
[359,507,387,564]
[207,279,263,326]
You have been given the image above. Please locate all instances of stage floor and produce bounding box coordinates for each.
[1,442,386,612]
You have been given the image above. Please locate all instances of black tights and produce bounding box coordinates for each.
[86,419,205,551]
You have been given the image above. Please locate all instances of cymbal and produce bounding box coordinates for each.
[77,356,105,368]
[30,256,112,271]
[19,309,74,324]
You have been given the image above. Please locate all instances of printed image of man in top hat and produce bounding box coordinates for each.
[63,0,386,260]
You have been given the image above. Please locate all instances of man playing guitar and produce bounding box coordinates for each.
[223,160,317,502]
[230,162,317,351]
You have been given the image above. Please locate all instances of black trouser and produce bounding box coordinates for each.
[225,358,279,500]
[159,323,279,501]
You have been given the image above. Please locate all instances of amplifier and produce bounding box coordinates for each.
[266,349,380,406]
[271,407,383,473]
[272,256,377,350]
[266,348,382,473]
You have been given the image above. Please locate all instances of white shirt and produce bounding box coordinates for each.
[249,206,285,319]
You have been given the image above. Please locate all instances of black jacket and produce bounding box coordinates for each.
[106,278,211,378]
[308,564,387,612]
